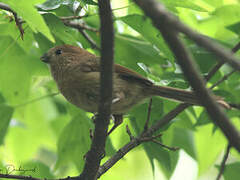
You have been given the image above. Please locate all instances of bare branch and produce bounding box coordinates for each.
[145,103,190,136]
[97,103,189,178]
[60,15,88,21]
[63,20,100,50]
[134,0,240,152]
[205,41,240,81]
[216,145,231,180]
[152,139,179,151]
[0,174,41,180]
[126,125,134,140]
[0,3,24,39]
[63,21,98,32]
[79,0,114,179]
[140,134,162,142]
[79,29,100,50]
[210,70,235,89]
[229,103,240,110]
[144,98,152,131]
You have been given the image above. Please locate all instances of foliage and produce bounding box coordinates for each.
[0,0,240,179]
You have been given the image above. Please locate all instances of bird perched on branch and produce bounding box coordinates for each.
[41,44,229,134]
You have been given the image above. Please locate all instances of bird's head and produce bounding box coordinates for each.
[40,44,94,67]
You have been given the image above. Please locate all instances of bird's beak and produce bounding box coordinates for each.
[40,53,50,63]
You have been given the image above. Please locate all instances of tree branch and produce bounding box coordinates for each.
[144,98,152,131]
[63,21,98,32]
[216,145,231,180]
[210,70,235,89]
[205,41,240,81]
[0,174,41,180]
[63,20,100,50]
[78,0,114,179]
[97,103,189,178]
[0,3,24,39]
[134,0,240,152]
[133,1,240,72]
[79,29,101,50]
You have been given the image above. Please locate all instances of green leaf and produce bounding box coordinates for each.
[42,13,78,44]
[129,97,164,135]
[0,37,32,105]
[38,0,73,10]
[120,14,174,63]
[186,41,218,73]
[105,138,116,157]
[0,104,14,145]
[202,0,223,7]
[144,141,178,178]
[195,124,227,175]
[115,34,165,74]
[34,32,54,53]
[4,0,54,42]
[161,0,208,12]
[0,17,34,52]
[211,5,240,26]
[5,91,57,162]
[81,0,98,6]
[227,22,240,35]
[129,98,179,178]
[161,101,195,131]
[171,128,196,159]
[0,93,6,104]
[195,110,211,126]
[56,110,92,171]
[220,162,240,180]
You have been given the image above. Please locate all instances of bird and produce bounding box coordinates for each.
[40,44,229,134]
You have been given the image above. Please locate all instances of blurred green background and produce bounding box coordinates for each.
[0,0,240,179]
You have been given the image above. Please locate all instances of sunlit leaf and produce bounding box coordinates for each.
[216,162,240,180]
[56,110,93,171]
[120,14,174,63]
[195,124,227,175]
[3,0,54,42]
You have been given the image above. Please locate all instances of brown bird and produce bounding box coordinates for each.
[41,44,229,134]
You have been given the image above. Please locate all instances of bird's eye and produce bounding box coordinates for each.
[55,49,62,55]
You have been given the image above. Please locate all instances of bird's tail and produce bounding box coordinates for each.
[149,85,230,109]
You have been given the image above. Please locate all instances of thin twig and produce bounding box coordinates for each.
[0,174,40,180]
[205,41,240,81]
[152,139,179,151]
[97,103,189,178]
[144,98,152,132]
[229,103,240,110]
[14,92,59,108]
[63,20,100,50]
[79,29,100,50]
[216,145,231,180]
[210,70,235,89]
[63,21,98,32]
[207,42,240,88]
[0,3,24,39]
[126,125,134,140]
[140,134,162,142]
[79,0,114,179]
[60,15,89,21]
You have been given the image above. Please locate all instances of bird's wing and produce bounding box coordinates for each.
[115,64,153,86]
[79,56,153,86]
